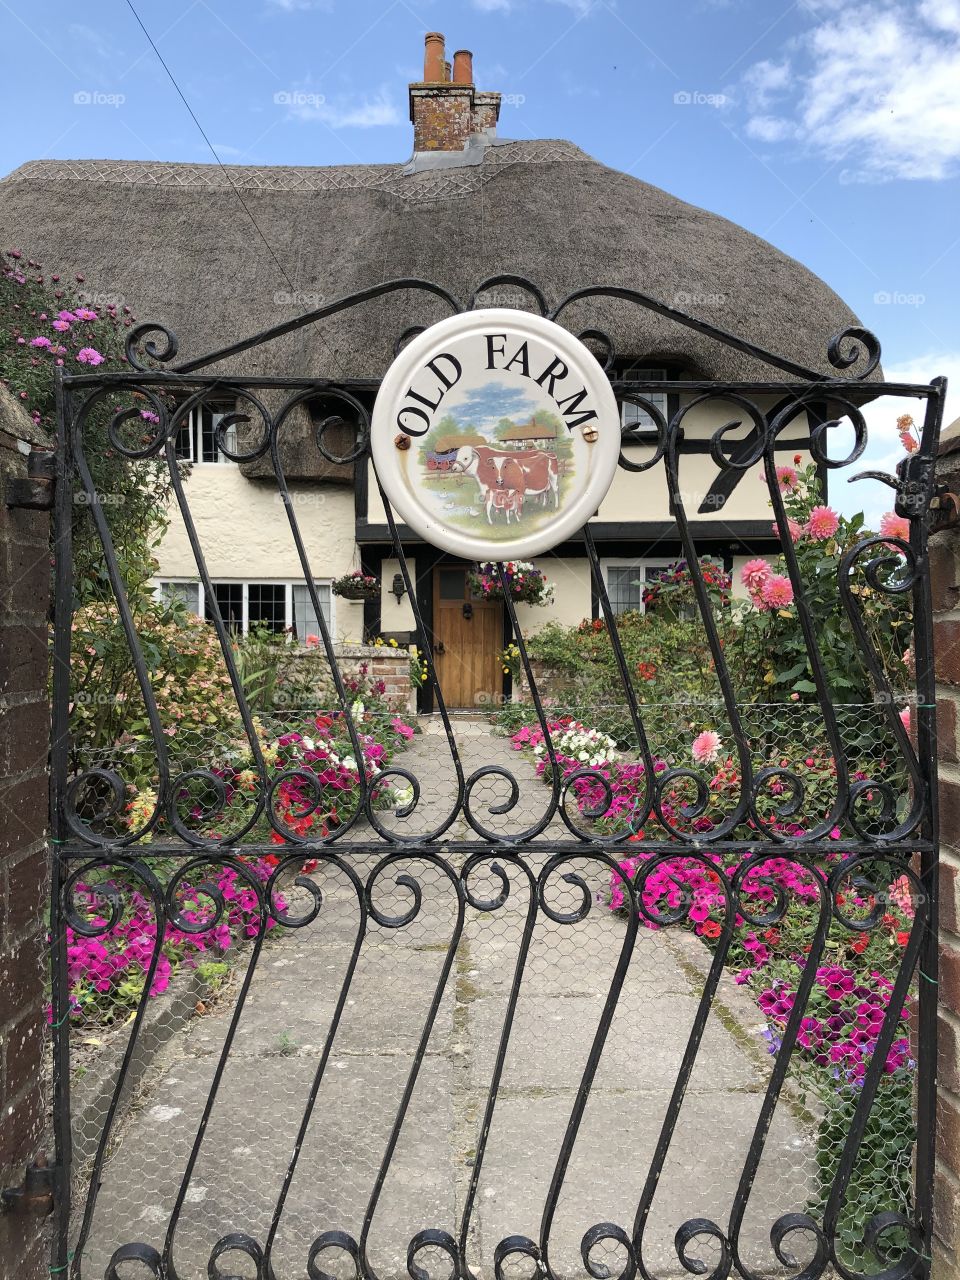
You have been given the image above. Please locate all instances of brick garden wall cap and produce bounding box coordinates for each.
[0,385,49,451]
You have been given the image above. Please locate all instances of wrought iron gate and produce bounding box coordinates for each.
[48,279,947,1280]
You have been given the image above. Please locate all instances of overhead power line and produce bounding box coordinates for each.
[124,0,297,294]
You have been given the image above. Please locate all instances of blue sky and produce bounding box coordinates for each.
[2,0,958,483]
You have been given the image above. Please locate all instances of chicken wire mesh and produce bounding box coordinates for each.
[57,709,924,1280]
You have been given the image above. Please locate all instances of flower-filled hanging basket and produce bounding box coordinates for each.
[332,571,381,601]
[468,561,554,606]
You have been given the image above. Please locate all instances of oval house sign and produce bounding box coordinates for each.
[371,309,621,561]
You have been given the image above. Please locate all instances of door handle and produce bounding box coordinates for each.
[435,641,445,654]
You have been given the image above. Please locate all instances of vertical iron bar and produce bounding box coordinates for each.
[912,379,946,1272]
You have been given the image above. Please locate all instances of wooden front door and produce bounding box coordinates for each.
[432,566,503,709]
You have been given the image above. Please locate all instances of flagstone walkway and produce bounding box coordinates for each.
[74,718,817,1279]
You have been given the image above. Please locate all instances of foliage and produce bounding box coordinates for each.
[523,611,722,718]
[499,642,521,678]
[409,648,429,689]
[724,459,912,703]
[1,248,180,604]
[70,596,237,758]
[641,556,731,619]
[469,561,554,606]
[810,1071,915,1264]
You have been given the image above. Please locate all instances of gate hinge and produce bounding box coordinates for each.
[5,448,56,511]
[894,454,935,521]
[1,1154,56,1217]
[930,483,960,534]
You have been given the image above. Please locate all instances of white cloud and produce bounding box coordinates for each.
[267,0,334,10]
[285,86,401,128]
[834,351,960,526]
[740,2,960,180]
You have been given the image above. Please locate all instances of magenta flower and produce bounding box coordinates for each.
[74,307,98,321]
[52,319,71,332]
[29,335,51,348]
[76,347,105,366]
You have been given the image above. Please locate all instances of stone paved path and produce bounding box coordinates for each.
[74,719,816,1279]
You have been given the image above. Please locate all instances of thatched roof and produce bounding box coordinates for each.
[501,420,557,442]
[432,431,486,451]
[0,138,878,477]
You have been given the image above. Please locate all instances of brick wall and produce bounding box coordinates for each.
[408,84,502,152]
[0,391,52,1279]
[280,642,415,715]
[932,425,960,1276]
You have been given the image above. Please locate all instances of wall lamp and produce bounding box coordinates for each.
[391,573,406,602]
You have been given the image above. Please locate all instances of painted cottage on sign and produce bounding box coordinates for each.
[0,33,878,708]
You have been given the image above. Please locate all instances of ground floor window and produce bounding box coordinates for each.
[601,560,672,614]
[156,579,332,641]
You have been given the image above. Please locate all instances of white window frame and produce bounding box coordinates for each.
[174,404,238,465]
[154,578,334,641]
[618,366,669,432]
[601,558,673,615]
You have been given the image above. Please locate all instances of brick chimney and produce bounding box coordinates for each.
[408,33,502,152]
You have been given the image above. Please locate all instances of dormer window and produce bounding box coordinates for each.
[174,403,237,464]
[612,362,678,434]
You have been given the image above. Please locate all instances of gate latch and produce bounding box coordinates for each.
[1,1155,55,1217]
[5,448,56,511]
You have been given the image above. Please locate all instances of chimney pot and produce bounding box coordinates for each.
[423,32,445,82]
[452,49,473,84]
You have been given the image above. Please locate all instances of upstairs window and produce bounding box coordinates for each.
[613,362,671,433]
[174,403,238,464]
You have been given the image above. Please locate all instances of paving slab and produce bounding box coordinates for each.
[70,718,816,1280]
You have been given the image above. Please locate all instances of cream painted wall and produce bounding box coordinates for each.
[514,557,592,634]
[379,557,417,633]
[152,467,367,641]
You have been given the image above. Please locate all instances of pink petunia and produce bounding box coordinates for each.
[76,347,105,366]
[692,730,721,765]
[880,512,910,542]
[761,574,794,608]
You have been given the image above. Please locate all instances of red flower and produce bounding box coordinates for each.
[851,935,869,955]
[896,930,910,946]
[701,920,722,940]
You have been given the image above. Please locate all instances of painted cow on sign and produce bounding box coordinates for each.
[451,446,560,519]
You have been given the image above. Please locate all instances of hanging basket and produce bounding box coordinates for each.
[332,572,381,601]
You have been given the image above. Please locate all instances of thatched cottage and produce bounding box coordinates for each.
[0,34,873,708]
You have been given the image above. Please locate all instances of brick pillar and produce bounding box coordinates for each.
[0,389,52,1279]
[932,422,960,1276]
